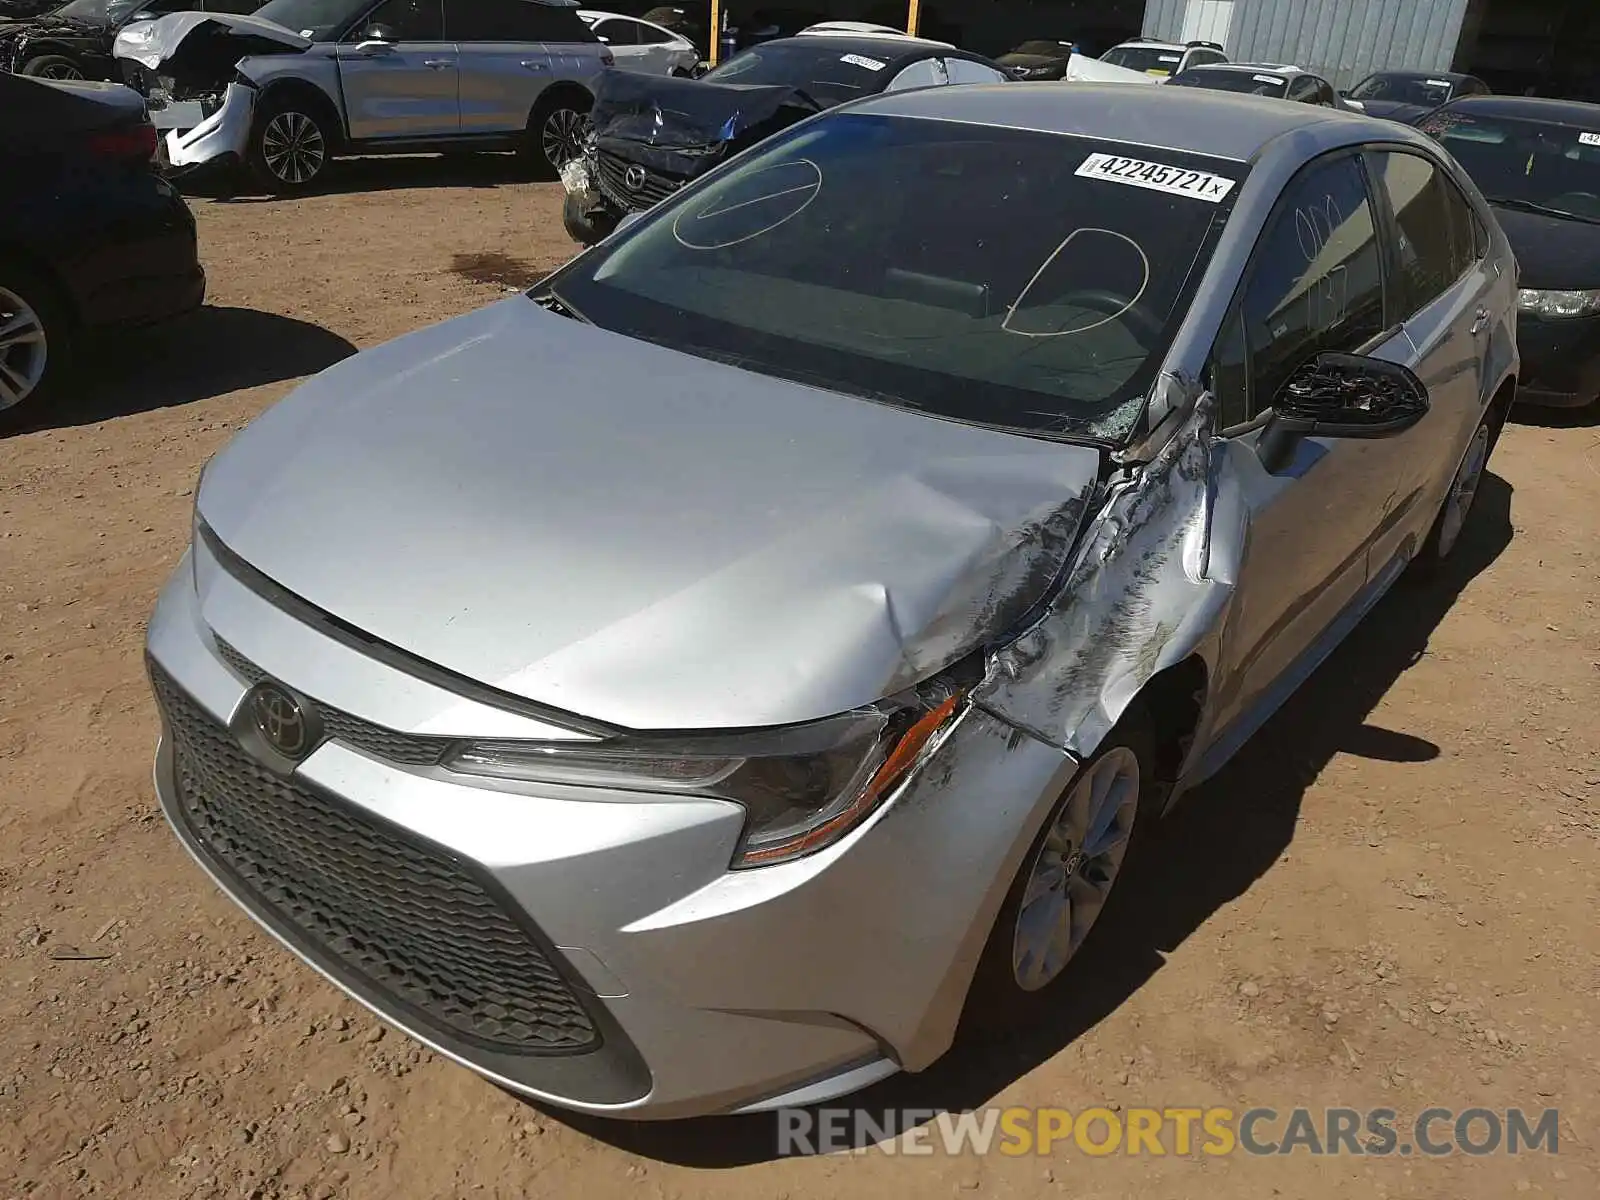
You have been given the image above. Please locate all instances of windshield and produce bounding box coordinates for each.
[253,0,369,40]
[1350,73,1454,106]
[1167,68,1287,97]
[1101,44,1184,75]
[54,0,142,22]
[1418,109,1600,221]
[705,42,900,104]
[546,114,1242,442]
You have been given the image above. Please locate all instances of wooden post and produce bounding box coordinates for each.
[709,0,722,64]
[905,0,920,37]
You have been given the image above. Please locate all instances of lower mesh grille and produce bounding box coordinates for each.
[150,663,601,1056]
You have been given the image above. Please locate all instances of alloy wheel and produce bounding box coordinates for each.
[1010,746,1141,991]
[541,108,590,171]
[36,61,84,80]
[1434,422,1491,558]
[0,286,48,412]
[261,111,327,186]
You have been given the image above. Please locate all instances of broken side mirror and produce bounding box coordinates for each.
[1256,352,1429,474]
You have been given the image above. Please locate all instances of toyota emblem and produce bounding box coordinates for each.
[623,164,647,192]
[249,682,312,759]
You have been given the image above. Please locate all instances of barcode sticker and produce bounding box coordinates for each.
[1076,153,1236,202]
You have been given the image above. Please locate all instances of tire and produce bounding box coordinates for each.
[1408,407,1499,579]
[20,54,85,80]
[0,264,72,417]
[522,92,593,180]
[248,94,334,195]
[964,707,1159,1031]
[562,190,619,247]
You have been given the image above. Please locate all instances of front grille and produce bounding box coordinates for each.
[212,637,454,768]
[151,663,601,1056]
[595,150,683,211]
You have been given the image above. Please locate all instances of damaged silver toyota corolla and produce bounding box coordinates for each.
[144,83,1519,1118]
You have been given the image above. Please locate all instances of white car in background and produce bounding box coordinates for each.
[577,9,697,75]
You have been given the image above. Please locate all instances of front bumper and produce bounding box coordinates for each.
[1514,310,1600,407]
[144,533,1077,1118]
[152,81,255,172]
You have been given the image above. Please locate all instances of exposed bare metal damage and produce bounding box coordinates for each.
[976,388,1235,762]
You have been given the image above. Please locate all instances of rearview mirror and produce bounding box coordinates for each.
[1257,352,1429,473]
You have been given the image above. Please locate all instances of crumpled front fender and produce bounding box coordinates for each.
[974,393,1240,767]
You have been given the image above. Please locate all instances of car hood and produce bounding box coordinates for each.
[1347,98,1432,122]
[1063,52,1158,85]
[113,10,309,70]
[1492,204,1600,289]
[196,298,1103,732]
[997,52,1065,68]
[591,70,819,150]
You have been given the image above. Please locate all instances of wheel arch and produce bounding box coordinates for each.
[0,238,81,328]
[529,80,595,127]
[255,77,346,152]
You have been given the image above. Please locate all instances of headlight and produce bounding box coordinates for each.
[444,681,969,868]
[1517,287,1600,319]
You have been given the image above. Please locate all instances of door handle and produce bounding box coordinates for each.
[423,58,453,69]
[519,59,550,71]
[1470,306,1491,335]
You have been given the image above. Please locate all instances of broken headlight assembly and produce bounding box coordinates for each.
[1517,287,1600,319]
[444,677,971,869]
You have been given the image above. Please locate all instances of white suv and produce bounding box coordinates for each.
[1100,37,1227,79]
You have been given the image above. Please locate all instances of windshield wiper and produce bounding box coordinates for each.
[528,288,590,323]
[1486,196,1600,225]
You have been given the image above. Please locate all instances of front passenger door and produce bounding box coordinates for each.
[1207,150,1411,738]
[336,0,458,140]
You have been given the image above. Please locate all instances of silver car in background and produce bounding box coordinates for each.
[113,0,610,192]
[145,83,1517,1119]
[577,8,696,75]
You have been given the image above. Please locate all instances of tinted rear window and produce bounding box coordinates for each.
[1167,68,1287,97]
[548,114,1245,442]
[704,41,902,103]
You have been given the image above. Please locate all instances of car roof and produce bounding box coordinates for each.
[757,33,959,60]
[1187,62,1316,78]
[850,81,1406,162]
[1113,39,1187,51]
[1435,94,1600,126]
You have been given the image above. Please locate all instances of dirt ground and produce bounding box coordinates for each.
[2,156,1598,1200]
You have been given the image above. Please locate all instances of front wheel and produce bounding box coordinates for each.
[523,94,592,180]
[562,190,619,247]
[248,99,333,195]
[965,709,1157,1027]
[20,54,85,80]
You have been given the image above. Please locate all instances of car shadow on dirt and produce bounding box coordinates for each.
[0,305,356,437]
[1510,402,1600,430]
[183,153,534,202]
[538,472,1516,1165]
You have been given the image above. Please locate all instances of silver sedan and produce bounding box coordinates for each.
[145,82,1518,1119]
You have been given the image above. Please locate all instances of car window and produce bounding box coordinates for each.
[550,114,1247,442]
[942,57,1007,85]
[1216,152,1387,420]
[1367,150,1480,319]
[1288,76,1316,101]
[596,16,637,44]
[1102,44,1185,76]
[634,19,673,44]
[358,0,443,41]
[705,41,900,104]
[883,58,944,92]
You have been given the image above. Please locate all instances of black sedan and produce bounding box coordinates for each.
[0,0,254,82]
[561,34,1012,244]
[1417,95,1600,408]
[0,72,204,414]
[1343,70,1489,123]
[996,40,1079,80]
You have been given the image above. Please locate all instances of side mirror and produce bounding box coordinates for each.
[1257,352,1429,473]
[596,34,610,43]
[356,27,397,52]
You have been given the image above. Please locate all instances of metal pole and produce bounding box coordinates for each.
[906,0,920,37]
